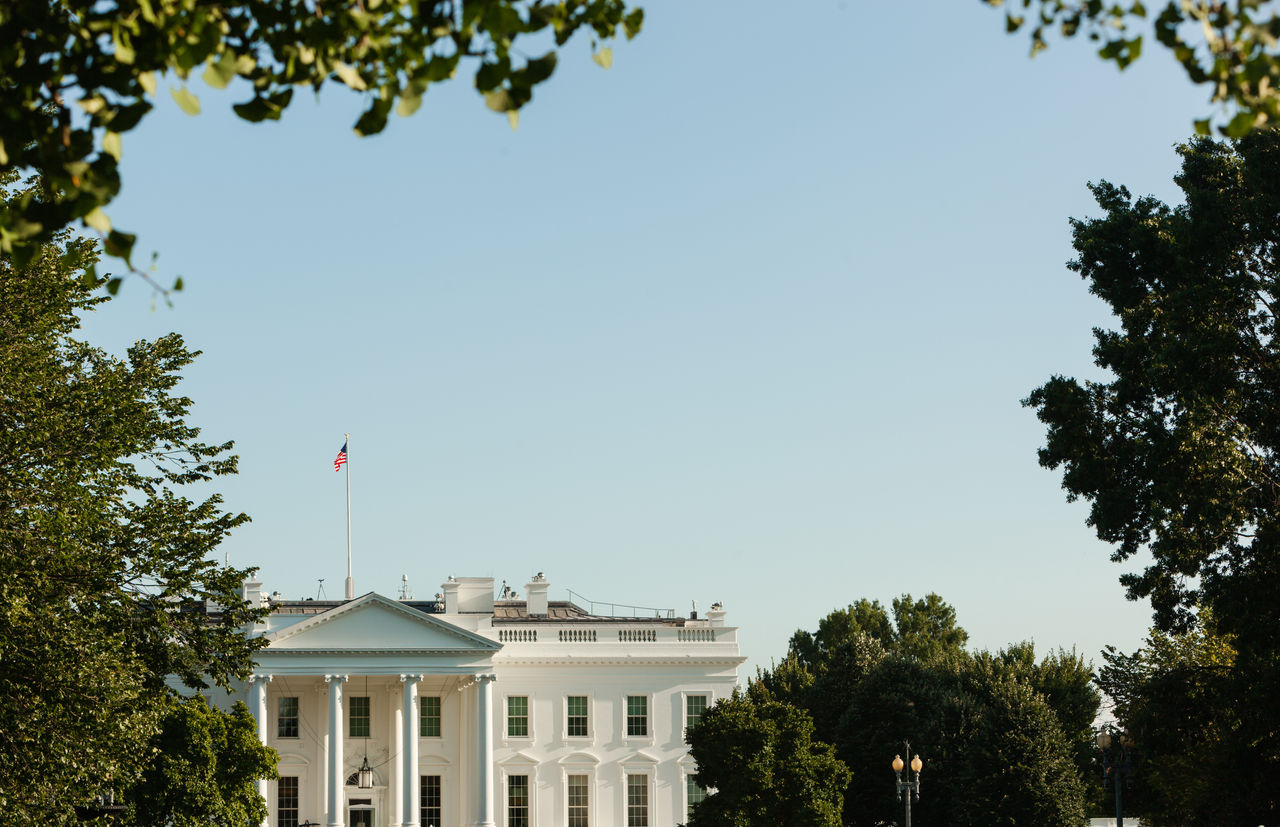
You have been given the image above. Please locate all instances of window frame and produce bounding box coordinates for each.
[565,695,590,739]
[505,772,531,827]
[683,692,710,737]
[420,773,442,827]
[349,695,371,739]
[506,695,530,739]
[624,772,650,827]
[420,695,442,738]
[624,694,650,739]
[277,776,299,827]
[566,772,590,827]
[684,770,707,823]
[277,696,300,739]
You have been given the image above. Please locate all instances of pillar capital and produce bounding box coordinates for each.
[324,673,349,684]
[399,673,426,684]
[248,673,273,684]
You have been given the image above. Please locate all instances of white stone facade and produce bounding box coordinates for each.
[229,575,743,827]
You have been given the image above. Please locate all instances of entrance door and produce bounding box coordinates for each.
[349,808,374,827]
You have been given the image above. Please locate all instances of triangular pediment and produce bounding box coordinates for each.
[266,593,500,652]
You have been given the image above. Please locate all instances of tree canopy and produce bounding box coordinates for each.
[0,0,642,286]
[1029,130,1280,823]
[706,597,1097,827]
[0,172,268,822]
[685,691,850,827]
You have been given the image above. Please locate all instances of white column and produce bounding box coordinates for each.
[249,674,273,827]
[474,674,496,827]
[326,674,348,827]
[400,675,422,827]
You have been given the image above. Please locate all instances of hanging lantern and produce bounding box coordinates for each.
[357,756,374,789]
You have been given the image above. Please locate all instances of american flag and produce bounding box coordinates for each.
[334,441,348,472]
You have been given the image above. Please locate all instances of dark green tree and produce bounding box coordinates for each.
[0,173,267,822]
[0,0,642,282]
[1027,131,1280,823]
[1096,614,1257,826]
[126,696,278,827]
[685,691,850,827]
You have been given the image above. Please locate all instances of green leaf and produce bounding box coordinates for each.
[203,52,237,90]
[173,276,185,292]
[170,86,202,115]
[1194,118,1212,135]
[484,89,513,112]
[593,46,613,69]
[102,132,123,162]
[139,71,157,96]
[1223,110,1256,137]
[84,208,112,233]
[333,61,368,91]
[106,276,123,295]
[0,138,6,166]
[507,109,519,131]
[397,86,424,117]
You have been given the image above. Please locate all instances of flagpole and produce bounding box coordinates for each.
[344,432,354,600]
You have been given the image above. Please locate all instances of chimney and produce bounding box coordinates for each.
[441,577,459,614]
[525,572,549,617]
[707,602,727,628]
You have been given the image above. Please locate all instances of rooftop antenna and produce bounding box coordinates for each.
[398,574,414,601]
[317,578,327,600]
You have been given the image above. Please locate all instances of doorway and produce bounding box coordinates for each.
[348,806,374,827]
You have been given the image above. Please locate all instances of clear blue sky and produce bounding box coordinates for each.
[80,0,1211,685]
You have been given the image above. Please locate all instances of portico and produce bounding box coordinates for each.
[246,593,502,827]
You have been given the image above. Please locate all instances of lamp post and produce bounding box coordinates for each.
[892,742,924,827]
[1096,727,1134,827]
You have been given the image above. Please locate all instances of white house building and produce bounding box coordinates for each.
[230,573,744,827]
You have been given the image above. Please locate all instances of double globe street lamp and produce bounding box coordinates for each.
[892,743,924,827]
[1097,728,1135,827]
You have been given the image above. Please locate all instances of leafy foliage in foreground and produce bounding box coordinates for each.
[0,172,267,822]
[0,0,642,284]
[1030,131,1280,823]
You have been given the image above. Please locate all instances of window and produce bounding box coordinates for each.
[625,695,647,737]
[278,776,299,827]
[507,696,529,738]
[686,774,707,821]
[420,775,441,827]
[507,775,529,827]
[567,774,589,827]
[420,696,442,738]
[685,694,708,733]
[278,696,299,738]
[349,696,370,738]
[566,696,589,738]
[626,774,648,827]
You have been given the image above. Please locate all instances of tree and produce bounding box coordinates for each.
[741,599,1095,826]
[127,696,278,827]
[1026,131,1280,823]
[0,173,268,822]
[1095,613,1265,826]
[990,0,1280,137]
[786,593,968,676]
[685,691,850,827]
[0,0,642,284]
